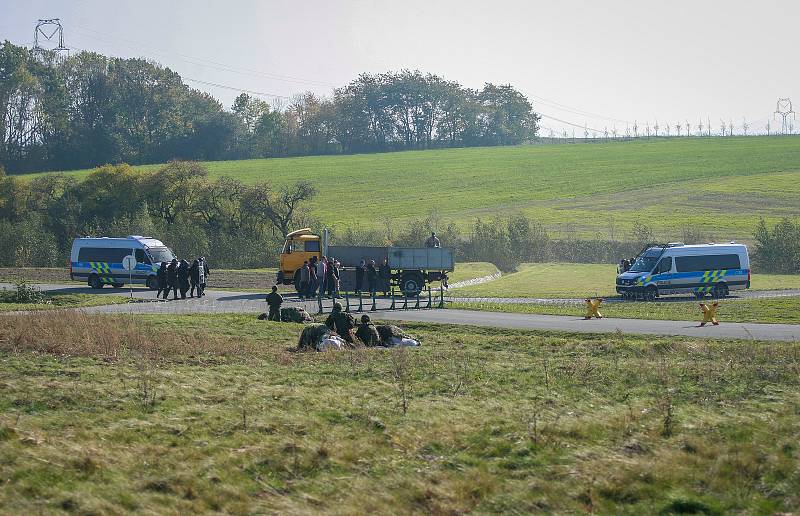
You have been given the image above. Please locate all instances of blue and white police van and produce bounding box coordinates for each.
[616,242,750,300]
[70,236,176,290]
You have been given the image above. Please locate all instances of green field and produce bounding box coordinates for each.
[2,312,800,513]
[451,296,800,325]
[24,136,800,239]
[450,263,800,298]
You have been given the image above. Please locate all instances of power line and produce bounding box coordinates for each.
[183,77,290,100]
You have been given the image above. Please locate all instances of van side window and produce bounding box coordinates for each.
[656,257,672,274]
[304,240,320,252]
[135,249,150,264]
[675,254,740,272]
[77,247,130,263]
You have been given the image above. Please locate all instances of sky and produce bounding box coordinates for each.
[2,0,798,135]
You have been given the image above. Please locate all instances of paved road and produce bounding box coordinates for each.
[3,283,798,341]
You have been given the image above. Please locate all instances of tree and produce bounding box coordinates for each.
[242,180,316,236]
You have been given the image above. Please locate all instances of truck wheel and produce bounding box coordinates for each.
[400,272,423,296]
[88,274,102,289]
[712,284,729,299]
[146,276,158,290]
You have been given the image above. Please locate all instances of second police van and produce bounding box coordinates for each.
[616,242,750,300]
[70,236,176,289]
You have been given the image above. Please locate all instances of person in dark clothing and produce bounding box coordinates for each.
[299,261,310,300]
[156,262,168,299]
[199,257,209,296]
[425,232,441,248]
[265,285,283,321]
[355,314,380,346]
[379,258,391,295]
[189,259,200,297]
[324,302,356,343]
[307,256,318,299]
[366,259,379,297]
[167,259,179,300]
[325,257,338,298]
[355,259,365,294]
[177,259,190,299]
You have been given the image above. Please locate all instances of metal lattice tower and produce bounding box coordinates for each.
[774,98,796,135]
[33,19,69,61]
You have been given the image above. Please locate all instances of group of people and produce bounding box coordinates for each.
[298,255,342,300]
[156,257,210,300]
[617,256,638,274]
[354,258,391,297]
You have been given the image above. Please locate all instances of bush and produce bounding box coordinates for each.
[0,282,49,304]
[753,218,800,273]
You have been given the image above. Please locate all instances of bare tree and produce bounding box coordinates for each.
[728,119,734,136]
[742,117,749,136]
[766,121,770,136]
[242,181,317,236]
[633,121,638,137]
[685,120,690,137]
[698,118,704,137]
[654,121,660,137]
[719,119,726,136]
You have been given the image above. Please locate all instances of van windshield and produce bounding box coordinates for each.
[629,256,658,273]
[147,247,175,263]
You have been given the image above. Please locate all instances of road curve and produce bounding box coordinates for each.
[2,283,798,342]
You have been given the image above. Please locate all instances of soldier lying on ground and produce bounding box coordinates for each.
[355,314,381,347]
[324,302,356,343]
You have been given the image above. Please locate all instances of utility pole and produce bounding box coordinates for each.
[707,117,711,136]
[33,19,70,62]
[685,120,690,137]
[774,98,796,135]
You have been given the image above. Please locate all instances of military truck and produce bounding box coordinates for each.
[276,228,454,295]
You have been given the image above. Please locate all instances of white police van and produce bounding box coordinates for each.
[616,242,750,300]
[70,236,175,290]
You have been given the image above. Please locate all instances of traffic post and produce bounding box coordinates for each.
[122,255,137,300]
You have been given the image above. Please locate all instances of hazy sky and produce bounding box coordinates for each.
[2,0,798,134]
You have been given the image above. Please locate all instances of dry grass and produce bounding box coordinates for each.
[1,313,800,513]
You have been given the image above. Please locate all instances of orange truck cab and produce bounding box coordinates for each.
[277,228,322,286]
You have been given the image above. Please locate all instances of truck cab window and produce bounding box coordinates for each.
[304,240,320,252]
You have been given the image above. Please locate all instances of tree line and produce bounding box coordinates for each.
[1,41,540,173]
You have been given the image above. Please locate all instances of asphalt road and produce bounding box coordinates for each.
[3,283,799,342]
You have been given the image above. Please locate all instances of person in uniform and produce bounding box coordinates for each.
[265,285,283,321]
[355,314,380,346]
[366,259,379,297]
[299,260,310,299]
[167,258,179,300]
[178,259,190,299]
[324,302,356,343]
[189,259,200,297]
[156,261,168,299]
[379,258,391,295]
[355,259,366,294]
[425,232,441,248]
[198,257,208,296]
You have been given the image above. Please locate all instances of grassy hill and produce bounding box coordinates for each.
[24,136,800,239]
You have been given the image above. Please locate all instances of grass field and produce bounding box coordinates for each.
[451,296,800,325]
[0,292,128,312]
[1,312,799,513]
[446,262,497,283]
[22,136,800,239]
[450,263,800,298]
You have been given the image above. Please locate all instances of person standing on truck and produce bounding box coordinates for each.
[425,232,441,248]
[157,262,168,299]
[299,260,310,299]
[265,285,283,321]
[355,259,366,294]
[379,258,391,295]
[366,259,379,297]
[167,259,179,300]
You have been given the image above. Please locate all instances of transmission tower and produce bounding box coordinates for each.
[774,98,796,135]
[33,19,69,61]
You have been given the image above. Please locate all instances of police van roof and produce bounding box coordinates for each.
[646,242,747,254]
[73,236,167,247]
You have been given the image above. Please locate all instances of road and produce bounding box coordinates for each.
[3,283,799,342]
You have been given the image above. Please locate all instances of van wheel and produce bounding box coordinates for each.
[111,283,124,288]
[146,276,158,290]
[643,287,658,301]
[693,291,706,299]
[712,284,729,299]
[88,274,102,289]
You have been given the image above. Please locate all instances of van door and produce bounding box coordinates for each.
[653,257,673,293]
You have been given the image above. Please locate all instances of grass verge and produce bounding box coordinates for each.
[450,296,800,325]
[0,293,129,312]
[450,262,800,298]
[0,312,798,513]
